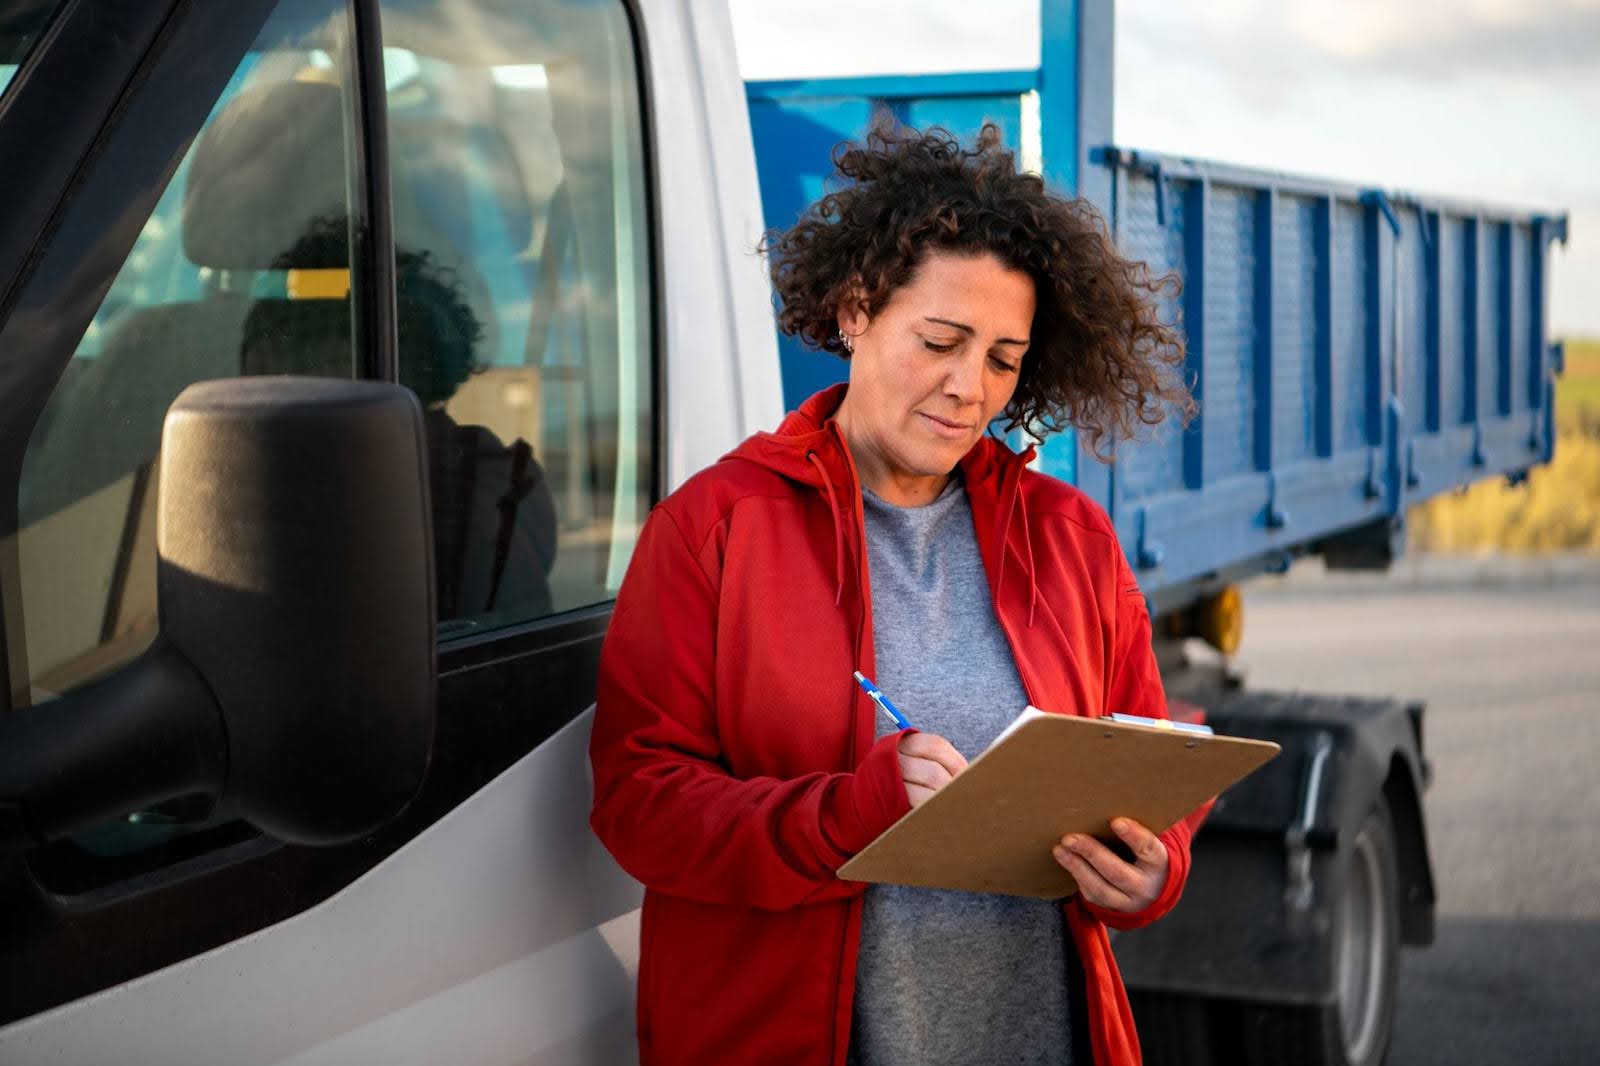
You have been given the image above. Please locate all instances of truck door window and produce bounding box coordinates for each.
[8,0,361,876]
[379,0,653,638]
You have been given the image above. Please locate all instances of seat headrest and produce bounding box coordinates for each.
[183,79,350,270]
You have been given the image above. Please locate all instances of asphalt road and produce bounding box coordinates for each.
[1237,566,1600,1065]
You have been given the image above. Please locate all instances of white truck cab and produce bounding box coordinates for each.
[0,0,775,1060]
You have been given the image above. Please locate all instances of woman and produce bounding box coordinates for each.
[589,120,1205,1066]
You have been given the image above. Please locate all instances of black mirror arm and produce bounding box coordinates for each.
[0,641,225,853]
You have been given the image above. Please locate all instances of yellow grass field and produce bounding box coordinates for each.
[1409,336,1600,553]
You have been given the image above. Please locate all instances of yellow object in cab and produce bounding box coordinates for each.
[286,268,350,300]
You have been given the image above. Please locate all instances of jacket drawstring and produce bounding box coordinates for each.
[806,450,846,607]
[993,451,1041,629]
[994,466,1013,609]
[1018,474,1039,627]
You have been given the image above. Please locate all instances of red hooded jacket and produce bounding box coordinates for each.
[590,384,1210,1065]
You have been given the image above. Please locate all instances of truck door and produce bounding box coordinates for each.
[0,0,655,1059]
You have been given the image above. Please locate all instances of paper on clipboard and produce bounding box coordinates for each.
[837,707,1280,899]
[984,706,1050,751]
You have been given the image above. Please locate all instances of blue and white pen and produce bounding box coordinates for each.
[854,671,914,730]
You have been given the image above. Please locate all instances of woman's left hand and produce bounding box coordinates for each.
[1052,817,1169,913]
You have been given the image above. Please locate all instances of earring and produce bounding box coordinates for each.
[837,329,854,354]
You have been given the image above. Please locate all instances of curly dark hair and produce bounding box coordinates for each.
[760,117,1194,458]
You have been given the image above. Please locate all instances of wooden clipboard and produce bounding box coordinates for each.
[837,709,1281,900]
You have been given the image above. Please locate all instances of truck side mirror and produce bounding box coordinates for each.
[0,378,436,851]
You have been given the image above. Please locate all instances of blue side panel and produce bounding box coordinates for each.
[1439,216,1466,425]
[1333,202,1370,451]
[1398,208,1429,435]
[1465,220,1487,422]
[1484,222,1507,415]
[746,97,873,234]
[1113,170,1188,501]
[1205,184,1256,482]
[746,95,875,408]
[1511,223,1532,409]
[1273,195,1318,463]
[1098,146,1565,613]
[901,97,1021,152]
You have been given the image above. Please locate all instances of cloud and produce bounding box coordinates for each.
[1339,5,1600,78]
[737,0,1600,89]
[1283,0,1600,69]
[1121,0,1600,92]
[729,0,1038,79]
[729,1,1600,332]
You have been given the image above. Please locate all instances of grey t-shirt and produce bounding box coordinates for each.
[849,477,1073,1066]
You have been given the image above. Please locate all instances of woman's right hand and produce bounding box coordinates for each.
[896,732,968,808]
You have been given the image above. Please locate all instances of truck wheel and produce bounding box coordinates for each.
[1239,796,1401,1066]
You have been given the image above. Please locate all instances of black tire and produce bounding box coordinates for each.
[1237,796,1401,1066]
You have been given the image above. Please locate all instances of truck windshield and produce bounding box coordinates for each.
[0,0,68,97]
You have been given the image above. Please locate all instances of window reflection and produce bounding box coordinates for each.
[15,5,360,706]
[381,0,653,636]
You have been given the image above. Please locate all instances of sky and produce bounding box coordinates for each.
[728,0,1600,339]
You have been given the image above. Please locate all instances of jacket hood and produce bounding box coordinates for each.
[725,383,1043,624]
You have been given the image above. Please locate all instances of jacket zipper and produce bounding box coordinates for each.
[824,420,876,1066]
[989,460,1042,711]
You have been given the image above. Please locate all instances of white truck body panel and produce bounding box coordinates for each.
[1,714,640,1065]
[652,0,785,490]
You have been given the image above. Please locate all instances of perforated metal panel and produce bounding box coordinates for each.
[1333,201,1372,453]
[1113,170,1189,501]
[1272,195,1319,465]
[1398,209,1429,434]
[1511,223,1533,410]
[1203,184,1257,482]
[1439,216,1466,426]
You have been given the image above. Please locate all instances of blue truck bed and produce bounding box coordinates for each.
[747,79,1568,616]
